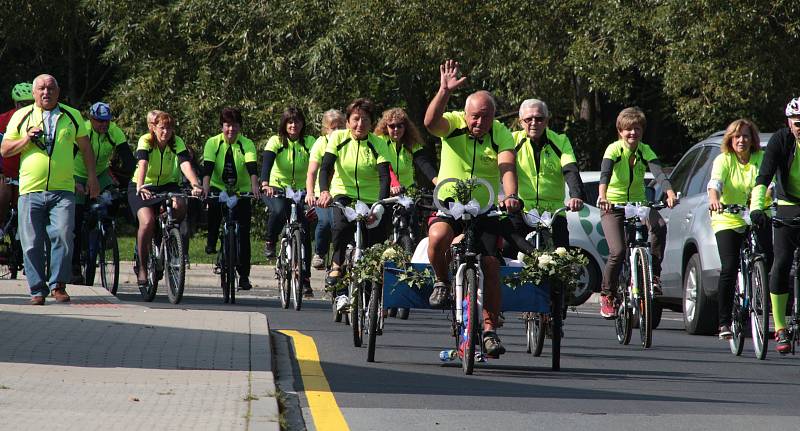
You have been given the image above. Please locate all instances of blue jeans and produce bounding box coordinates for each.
[314,206,332,256]
[18,191,75,297]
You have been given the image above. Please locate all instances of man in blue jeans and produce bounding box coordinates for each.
[0,74,99,305]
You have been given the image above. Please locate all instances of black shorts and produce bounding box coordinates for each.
[429,214,508,259]
[127,182,181,215]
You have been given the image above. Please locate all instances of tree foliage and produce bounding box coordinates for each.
[1,0,799,167]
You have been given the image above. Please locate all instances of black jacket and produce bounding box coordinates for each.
[755,128,800,203]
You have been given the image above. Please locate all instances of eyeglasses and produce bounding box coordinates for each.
[522,116,547,124]
[387,123,405,130]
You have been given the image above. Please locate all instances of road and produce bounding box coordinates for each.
[113,265,800,431]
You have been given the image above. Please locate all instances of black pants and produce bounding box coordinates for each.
[770,205,800,295]
[716,226,773,326]
[207,189,252,278]
[330,196,390,268]
[503,212,569,258]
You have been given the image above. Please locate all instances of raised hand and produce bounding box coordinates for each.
[440,59,467,92]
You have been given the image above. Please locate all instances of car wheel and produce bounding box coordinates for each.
[682,253,717,335]
[569,249,600,307]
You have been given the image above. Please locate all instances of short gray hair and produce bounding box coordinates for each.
[321,109,346,135]
[33,74,59,89]
[465,90,497,113]
[519,98,549,119]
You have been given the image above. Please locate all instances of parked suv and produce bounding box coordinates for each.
[655,131,772,334]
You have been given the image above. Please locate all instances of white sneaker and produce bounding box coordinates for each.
[335,295,350,312]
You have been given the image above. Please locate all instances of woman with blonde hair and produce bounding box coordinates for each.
[305,109,346,273]
[707,118,772,339]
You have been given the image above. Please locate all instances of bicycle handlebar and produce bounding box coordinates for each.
[521,206,569,229]
[432,178,496,217]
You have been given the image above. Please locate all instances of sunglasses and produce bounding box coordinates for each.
[522,116,546,124]
[387,123,405,129]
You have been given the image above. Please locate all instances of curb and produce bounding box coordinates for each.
[248,314,281,431]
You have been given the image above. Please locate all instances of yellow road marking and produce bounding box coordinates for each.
[279,330,350,431]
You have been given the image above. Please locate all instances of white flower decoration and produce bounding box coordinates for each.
[555,247,568,257]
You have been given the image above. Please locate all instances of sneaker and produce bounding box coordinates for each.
[776,329,791,354]
[335,294,350,312]
[51,285,71,303]
[238,277,252,291]
[652,276,663,296]
[311,254,325,270]
[600,294,616,319]
[718,325,733,340]
[264,241,275,258]
[429,281,451,309]
[483,331,506,356]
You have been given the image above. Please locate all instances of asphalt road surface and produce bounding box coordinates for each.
[114,265,800,431]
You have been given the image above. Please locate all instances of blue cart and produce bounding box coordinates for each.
[365,261,555,367]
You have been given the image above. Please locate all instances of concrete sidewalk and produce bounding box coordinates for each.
[0,282,280,430]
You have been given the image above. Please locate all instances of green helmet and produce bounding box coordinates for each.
[11,82,33,102]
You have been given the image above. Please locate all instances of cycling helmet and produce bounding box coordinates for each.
[785,97,800,117]
[11,82,33,102]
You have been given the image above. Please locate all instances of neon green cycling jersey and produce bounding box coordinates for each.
[435,111,514,206]
[264,135,314,190]
[603,140,659,204]
[74,120,127,179]
[203,133,257,193]
[133,133,188,186]
[513,129,577,213]
[709,151,764,233]
[753,140,800,209]
[385,140,424,189]
[309,134,330,196]
[324,129,390,203]
[4,103,88,194]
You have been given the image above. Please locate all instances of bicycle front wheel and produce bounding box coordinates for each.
[551,282,563,371]
[141,240,159,302]
[636,249,653,348]
[226,225,237,304]
[277,237,290,309]
[750,259,770,360]
[99,225,120,295]
[83,227,99,286]
[165,228,186,304]
[367,282,382,362]
[291,230,303,311]
[531,313,546,357]
[614,277,633,345]
[351,279,363,347]
[729,268,746,356]
[462,267,479,375]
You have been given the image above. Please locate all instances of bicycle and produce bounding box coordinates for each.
[718,204,770,359]
[135,191,190,304]
[209,190,255,304]
[611,201,667,348]
[77,189,121,294]
[520,206,568,366]
[330,200,384,348]
[273,188,309,311]
[431,177,503,375]
[768,212,800,357]
[365,194,420,361]
[383,191,423,320]
[0,179,22,279]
